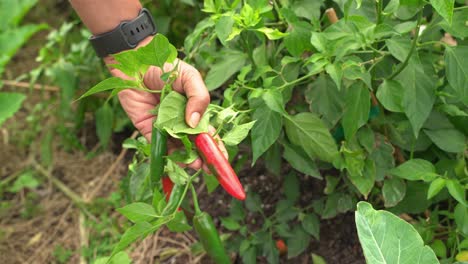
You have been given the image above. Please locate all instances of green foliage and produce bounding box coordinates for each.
[180,0,468,262]
[0,0,45,127]
[0,92,26,127]
[355,202,439,263]
[59,0,468,262]
[52,245,73,264]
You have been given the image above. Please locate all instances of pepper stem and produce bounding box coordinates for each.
[191,184,202,215]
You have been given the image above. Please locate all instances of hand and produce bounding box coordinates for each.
[104,44,227,170]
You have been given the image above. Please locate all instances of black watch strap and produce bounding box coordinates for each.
[89,8,157,58]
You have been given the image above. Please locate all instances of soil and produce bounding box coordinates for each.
[0,1,365,264]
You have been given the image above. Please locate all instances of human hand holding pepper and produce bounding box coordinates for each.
[104,38,228,171]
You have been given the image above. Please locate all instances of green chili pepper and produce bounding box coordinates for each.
[150,126,167,188]
[193,212,231,264]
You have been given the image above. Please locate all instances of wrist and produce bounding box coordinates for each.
[70,0,142,35]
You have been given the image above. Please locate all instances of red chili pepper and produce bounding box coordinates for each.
[195,133,246,200]
[162,176,182,212]
[276,239,287,255]
[162,176,174,202]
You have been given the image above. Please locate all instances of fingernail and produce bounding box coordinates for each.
[189,112,200,128]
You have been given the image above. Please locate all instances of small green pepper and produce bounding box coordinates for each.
[150,126,167,188]
[193,212,231,264]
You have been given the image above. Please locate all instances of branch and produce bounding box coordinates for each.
[32,160,84,204]
[388,10,423,80]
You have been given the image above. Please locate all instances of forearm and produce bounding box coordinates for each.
[69,0,142,35]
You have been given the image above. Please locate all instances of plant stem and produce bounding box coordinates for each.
[276,72,315,90]
[191,184,202,215]
[454,5,468,10]
[376,0,383,25]
[388,10,423,80]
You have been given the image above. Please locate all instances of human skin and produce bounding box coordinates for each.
[70,0,228,170]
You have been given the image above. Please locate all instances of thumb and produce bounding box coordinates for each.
[181,69,210,128]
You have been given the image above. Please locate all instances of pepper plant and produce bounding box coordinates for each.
[181,0,467,263]
[81,0,468,263]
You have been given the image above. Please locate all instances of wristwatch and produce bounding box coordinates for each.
[89,8,157,58]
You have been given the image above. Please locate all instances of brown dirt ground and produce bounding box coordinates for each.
[0,1,365,263]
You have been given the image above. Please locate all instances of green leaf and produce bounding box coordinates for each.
[429,0,454,24]
[439,9,468,39]
[220,217,241,231]
[110,221,159,258]
[445,47,468,106]
[396,57,436,138]
[79,77,138,100]
[284,172,300,203]
[302,213,320,240]
[94,252,131,264]
[357,126,375,153]
[262,89,286,114]
[382,177,406,207]
[0,0,37,29]
[116,202,158,223]
[306,74,345,128]
[251,103,282,164]
[156,91,210,135]
[9,171,40,192]
[167,149,198,164]
[438,104,468,117]
[324,175,340,194]
[376,80,404,112]
[230,199,246,222]
[287,226,311,259]
[167,211,192,232]
[342,82,370,140]
[427,178,446,199]
[291,0,323,21]
[205,49,247,90]
[0,24,47,73]
[325,63,343,91]
[390,159,439,182]
[275,200,298,222]
[222,121,256,146]
[391,181,432,214]
[455,203,468,236]
[136,34,177,67]
[256,27,288,40]
[245,192,262,213]
[285,112,338,163]
[355,202,439,264]
[0,92,26,127]
[386,37,411,62]
[311,254,326,264]
[215,15,234,45]
[165,159,190,185]
[95,103,114,148]
[423,128,466,153]
[128,163,151,202]
[263,235,279,264]
[430,239,447,259]
[112,50,146,77]
[282,142,321,179]
[446,179,467,206]
[347,159,376,198]
[284,20,313,57]
[203,172,219,193]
